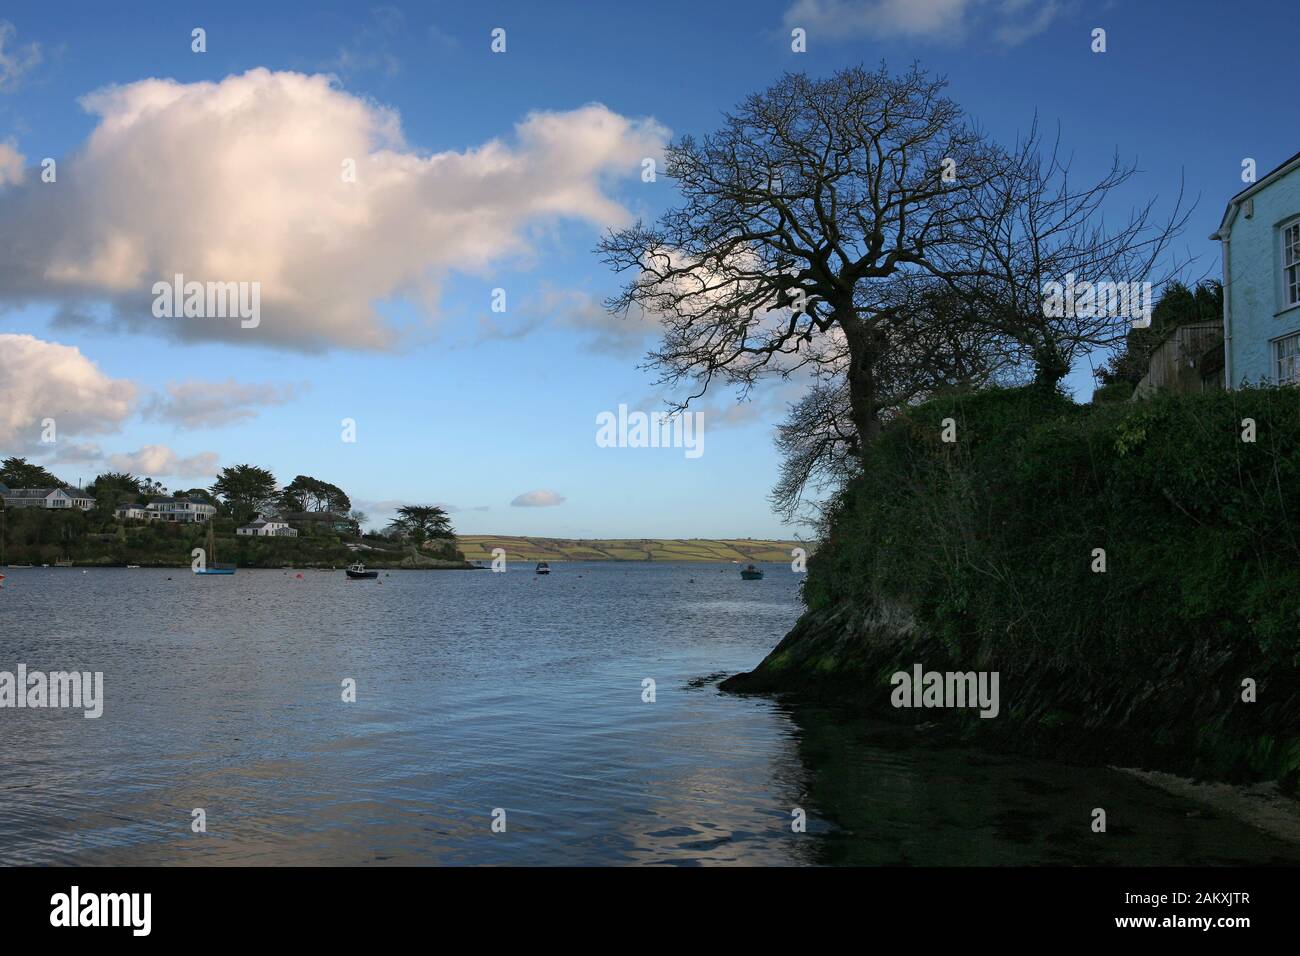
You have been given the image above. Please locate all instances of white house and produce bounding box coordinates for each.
[145,497,217,523]
[236,515,298,537]
[2,487,96,511]
[1212,150,1300,386]
[114,505,151,521]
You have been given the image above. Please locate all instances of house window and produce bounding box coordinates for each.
[1275,331,1300,385]
[1285,221,1300,308]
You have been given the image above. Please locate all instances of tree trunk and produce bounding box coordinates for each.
[1031,336,1070,391]
[842,314,883,457]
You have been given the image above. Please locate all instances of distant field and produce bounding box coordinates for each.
[455,535,810,563]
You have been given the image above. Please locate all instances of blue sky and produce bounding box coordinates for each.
[0,1,1293,537]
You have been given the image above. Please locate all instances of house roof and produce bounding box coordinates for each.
[5,487,65,497]
[241,515,286,528]
[1212,149,1300,239]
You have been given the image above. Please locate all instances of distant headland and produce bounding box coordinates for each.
[455,535,807,563]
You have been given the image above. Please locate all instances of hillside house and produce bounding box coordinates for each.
[2,487,96,510]
[236,515,298,537]
[1212,151,1300,386]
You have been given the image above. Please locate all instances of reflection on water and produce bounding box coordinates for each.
[785,706,1300,865]
[0,563,1293,865]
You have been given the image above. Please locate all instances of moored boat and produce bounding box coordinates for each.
[740,564,764,580]
[194,523,237,575]
[535,561,551,575]
[346,562,378,579]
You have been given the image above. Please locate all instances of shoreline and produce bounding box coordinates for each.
[1117,767,1300,847]
[721,603,1300,791]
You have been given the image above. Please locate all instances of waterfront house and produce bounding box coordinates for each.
[236,515,298,537]
[2,487,96,511]
[114,505,150,521]
[1212,150,1300,386]
[145,497,217,523]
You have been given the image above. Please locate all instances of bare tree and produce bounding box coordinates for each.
[601,65,1190,523]
[963,120,1192,386]
[770,280,1022,521]
[599,64,1010,449]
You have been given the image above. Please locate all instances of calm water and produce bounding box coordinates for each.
[1,562,1296,866]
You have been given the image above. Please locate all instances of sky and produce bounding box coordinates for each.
[0,0,1294,538]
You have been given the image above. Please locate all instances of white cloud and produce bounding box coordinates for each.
[786,0,969,39]
[993,0,1062,45]
[0,20,42,92]
[0,141,23,186]
[0,333,138,452]
[784,0,1064,45]
[107,445,219,480]
[476,284,657,356]
[143,379,304,428]
[48,440,104,464]
[331,6,405,78]
[0,69,669,351]
[510,489,566,508]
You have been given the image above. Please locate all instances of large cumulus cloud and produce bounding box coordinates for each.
[0,68,668,350]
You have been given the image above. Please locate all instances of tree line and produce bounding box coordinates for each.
[0,458,453,545]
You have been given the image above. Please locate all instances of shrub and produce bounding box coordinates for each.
[805,386,1300,664]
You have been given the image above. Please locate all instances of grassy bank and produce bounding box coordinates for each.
[723,386,1300,787]
[456,535,803,563]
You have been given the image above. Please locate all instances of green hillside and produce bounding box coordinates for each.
[456,535,809,563]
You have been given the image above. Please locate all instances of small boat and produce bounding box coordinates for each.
[346,562,378,579]
[125,564,141,569]
[194,523,237,575]
[740,564,764,580]
[535,562,551,575]
[54,559,73,567]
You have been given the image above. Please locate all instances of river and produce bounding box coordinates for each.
[1,562,1295,865]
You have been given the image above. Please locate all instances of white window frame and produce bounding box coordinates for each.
[1283,218,1300,310]
[1274,330,1300,385]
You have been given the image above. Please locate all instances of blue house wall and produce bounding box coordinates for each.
[1218,156,1300,387]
